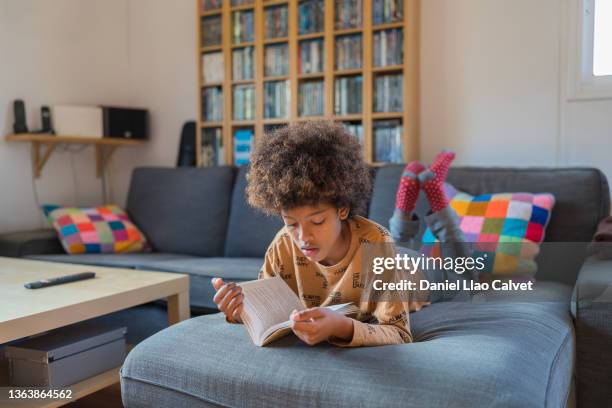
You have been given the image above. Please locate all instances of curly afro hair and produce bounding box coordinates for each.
[246,120,371,217]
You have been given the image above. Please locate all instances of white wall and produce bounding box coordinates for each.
[0,0,131,232]
[420,0,612,192]
[0,0,196,233]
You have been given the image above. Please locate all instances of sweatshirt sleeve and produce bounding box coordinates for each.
[329,300,412,347]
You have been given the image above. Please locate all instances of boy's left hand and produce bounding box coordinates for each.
[290,307,354,346]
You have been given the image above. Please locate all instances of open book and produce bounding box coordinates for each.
[238,277,360,346]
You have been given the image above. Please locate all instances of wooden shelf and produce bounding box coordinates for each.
[298,72,324,79]
[334,114,363,121]
[201,45,222,53]
[372,64,404,73]
[5,134,144,178]
[196,0,419,166]
[263,75,289,81]
[297,32,324,40]
[232,79,255,85]
[231,3,255,12]
[231,41,255,49]
[264,37,289,44]
[372,21,404,31]
[200,8,222,17]
[334,68,363,76]
[372,112,404,119]
[334,27,362,36]
[263,0,288,6]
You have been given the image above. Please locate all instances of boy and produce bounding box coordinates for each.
[213,120,448,347]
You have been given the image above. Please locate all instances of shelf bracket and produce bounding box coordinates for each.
[31,142,56,179]
[95,145,118,178]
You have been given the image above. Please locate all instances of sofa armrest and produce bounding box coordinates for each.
[0,229,64,258]
[573,255,612,407]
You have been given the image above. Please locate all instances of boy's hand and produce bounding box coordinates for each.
[290,307,354,345]
[212,278,243,323]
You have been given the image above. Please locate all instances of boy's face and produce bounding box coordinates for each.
[281,203,350,266]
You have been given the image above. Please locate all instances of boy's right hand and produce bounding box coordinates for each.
[212,278,243,323]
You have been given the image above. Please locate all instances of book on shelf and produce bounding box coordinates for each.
[298,0,324,35]
[202,87,223,121]
[233,128,254,166]
[299,38,324,74]
[373,119,403,163]
[373,29,403,67]
[342,122,364,148]
[201,0,222,12]
[373,0,403,25]
[202,52,224,84]
[238,277,359,346]
[334,75,362,115]
[232,10,254,44]
[299,80,324,117]
[232,47,254,80]
[233,84,255,121]
[201,128,224,167]
[335,34,362,70]
[374,73,403,112]
[264,4,288,39]
[335,0,363,29]
[264,80,290,119]
[201,15,222,47]
[265,44,289,77]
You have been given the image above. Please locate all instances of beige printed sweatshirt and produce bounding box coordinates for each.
[259,215,414,347]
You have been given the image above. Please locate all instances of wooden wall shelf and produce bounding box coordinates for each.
[5,134,145,179]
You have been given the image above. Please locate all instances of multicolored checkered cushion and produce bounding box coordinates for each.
[422,190,555,279]
[43,204,149,254]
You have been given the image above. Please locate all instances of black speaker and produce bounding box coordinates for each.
[13,99,28,134]
[177,121,196,167]
[102,107,148,139]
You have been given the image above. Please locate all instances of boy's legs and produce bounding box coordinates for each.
[389,161,424,248]
[419,152,476,299]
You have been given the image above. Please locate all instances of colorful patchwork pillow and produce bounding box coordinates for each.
[422,190,555,280]
[42,204,149,254]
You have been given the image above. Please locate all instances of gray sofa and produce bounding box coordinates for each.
[2,165,611,407]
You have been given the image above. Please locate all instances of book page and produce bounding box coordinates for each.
[238,278,305,345]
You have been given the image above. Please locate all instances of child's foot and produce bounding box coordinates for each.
[395,161,426,215]
[419,151,455,212]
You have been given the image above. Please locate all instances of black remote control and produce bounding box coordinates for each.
[24,272,96,289]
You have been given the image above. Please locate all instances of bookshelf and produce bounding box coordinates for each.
[197,0,419,166]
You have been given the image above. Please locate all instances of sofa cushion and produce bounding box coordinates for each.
[224,166,284,258]
[126,167,235,256]
[42,204,149,254]
[137,257,263,310]
[121,290,574,408]
[369,166,610,285]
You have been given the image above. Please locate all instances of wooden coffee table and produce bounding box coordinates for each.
[0,257,190,407]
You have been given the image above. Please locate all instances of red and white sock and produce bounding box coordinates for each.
[419,151,455,213]
[395,161,426,215]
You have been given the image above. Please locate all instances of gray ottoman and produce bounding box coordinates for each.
[120,292,574,408]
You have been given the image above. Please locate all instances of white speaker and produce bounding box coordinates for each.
[51,105,103,138]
